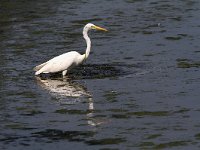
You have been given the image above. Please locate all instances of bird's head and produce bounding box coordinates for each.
[84,23,108,32]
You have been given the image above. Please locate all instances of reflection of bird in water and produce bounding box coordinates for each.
[34,23,107,77]
[36,77,91,101]
[87,97,108,127]
[36,77,107,126]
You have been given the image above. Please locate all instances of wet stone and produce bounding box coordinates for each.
[37,63,143,79]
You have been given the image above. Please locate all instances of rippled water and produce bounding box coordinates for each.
[1,0,200,149]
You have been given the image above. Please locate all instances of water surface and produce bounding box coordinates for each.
[0,0,200,149]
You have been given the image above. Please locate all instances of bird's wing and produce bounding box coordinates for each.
[33,62,48,71]
[35,51,80,74]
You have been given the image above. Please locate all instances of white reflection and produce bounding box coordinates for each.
[35,77,104,126]
[36,77,91,100]
[87,97,106,126]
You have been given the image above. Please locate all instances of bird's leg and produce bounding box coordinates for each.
[62,70,68,77]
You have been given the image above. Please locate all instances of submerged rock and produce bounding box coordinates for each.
[38,63,145,79]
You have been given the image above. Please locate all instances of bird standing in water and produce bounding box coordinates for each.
[34,23,108,77]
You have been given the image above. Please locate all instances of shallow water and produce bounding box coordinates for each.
[0,0,200,149]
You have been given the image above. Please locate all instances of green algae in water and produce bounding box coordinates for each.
[165,36,182,40]
[128,111,170,117]
[5,123,24,129]
[174,108,190,114]
[195,133,200,140]
[86,138,126,145]
[143,53,157,57]
[111,114,130,119]
[55,109,88,115]
[139,142,155,147]
[33,129,96,140]
[22,109,44,116]
[103,90,120,102]
[177,59,200,68]
[178,62,200,68]
[142,30,153,34]
[146,134,162,139]
[154,141,190,149]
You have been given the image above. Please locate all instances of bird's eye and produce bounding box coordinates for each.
[91,26,95,29]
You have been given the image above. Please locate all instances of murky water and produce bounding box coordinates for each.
[1,0,200,149]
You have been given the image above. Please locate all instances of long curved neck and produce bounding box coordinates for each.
[83,29,91,60]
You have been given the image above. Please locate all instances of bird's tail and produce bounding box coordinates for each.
[35,71,40,76]
[33,62,47,71]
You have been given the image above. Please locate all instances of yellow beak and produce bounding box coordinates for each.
[93,25,108,32]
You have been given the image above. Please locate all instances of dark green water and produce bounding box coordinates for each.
[0,0,200,149]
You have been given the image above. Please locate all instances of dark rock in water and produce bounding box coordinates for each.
[38,63,144,79]
[69,64,125,79]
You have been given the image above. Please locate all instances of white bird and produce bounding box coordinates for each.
[34,23,107,77]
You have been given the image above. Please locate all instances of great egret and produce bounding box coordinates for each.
[34,23,108,77]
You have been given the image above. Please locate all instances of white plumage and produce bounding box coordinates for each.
[34,23,107,77]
